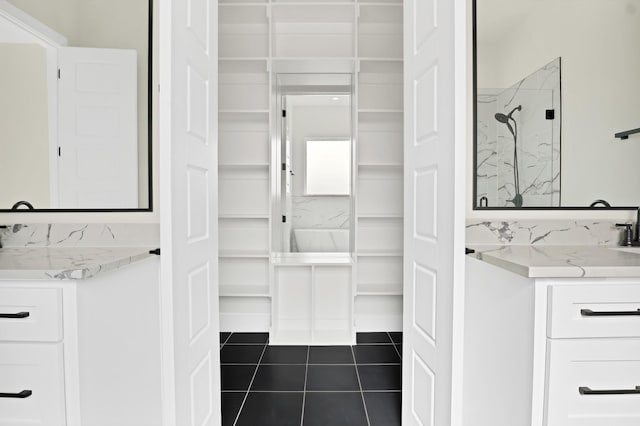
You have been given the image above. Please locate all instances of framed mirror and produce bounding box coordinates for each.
[473,0,640,210]
[0,0,152,211]
[273,74,354,253]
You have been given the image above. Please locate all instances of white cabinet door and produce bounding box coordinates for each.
[159,0,220,424]
[547,338,640,425]
[402,0,466,424]
[0,343,66,426]
[57,47,138,208]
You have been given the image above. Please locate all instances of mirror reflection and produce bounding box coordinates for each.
[0,0,150,210]
[474,0,640,209]
[274,74,353,253]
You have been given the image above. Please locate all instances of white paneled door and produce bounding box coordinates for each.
[402,0,466,425]
[57,47,138,208]
[159,0,220,424]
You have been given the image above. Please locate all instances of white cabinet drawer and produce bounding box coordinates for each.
[0,342,66,426]
[0,288,62,342]
[546,339,640,426]
[548,284,640,338]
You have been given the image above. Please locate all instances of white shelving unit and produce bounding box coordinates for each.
[354,1,404,331]
[218,0,403,334]
[218,5,272,330]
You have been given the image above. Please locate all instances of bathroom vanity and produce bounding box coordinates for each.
[0,247,161,426]
[465,246,640,426]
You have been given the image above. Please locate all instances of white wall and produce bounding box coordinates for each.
[0,43,50,207]
[3,0,158,223]
[473,0,640,216]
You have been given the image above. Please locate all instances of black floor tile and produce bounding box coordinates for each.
[364,392,402,426]
[220,332,231,344]
[221,365,257,391]
[261,345,308,364]
[395,344,403,358]
[303,392,368,426]
[389,332,403,344]
[226,332,269,344]
[221,344,264,364]
[356,332,393,344]
[308,346,354,364]
[357,365,402,391]
[306,365,360,391]
[353,345,402,364]
[236,392,303,426]
[251,364,306,391]
[221,392,245,426]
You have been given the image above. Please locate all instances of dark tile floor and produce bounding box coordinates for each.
[220,332,402,426]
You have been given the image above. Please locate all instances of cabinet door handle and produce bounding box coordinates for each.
[0,390,32,398]
[0,311,30,319]
[580,308,640,317]
[579,386,640,395]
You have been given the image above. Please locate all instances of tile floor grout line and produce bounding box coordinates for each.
[232,341,269,426]
[351,345,372,426]
[387,332,403,360]
[220,331,233,350]
[300,346,310,426]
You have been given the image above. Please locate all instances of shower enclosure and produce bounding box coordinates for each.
[476,57,561,208]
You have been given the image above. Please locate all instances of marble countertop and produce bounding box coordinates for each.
[0,247,157,280]
[468,245,640,278]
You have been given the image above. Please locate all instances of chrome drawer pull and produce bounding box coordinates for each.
[0,390,32,398]
[579,386,640,395]
[0,311,30,319]
[580,308,640,317]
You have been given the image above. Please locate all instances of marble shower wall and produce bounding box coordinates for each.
[0,223,159,247]
[466,220,622,246]
[477,58,561,207]
[291,196,350,230]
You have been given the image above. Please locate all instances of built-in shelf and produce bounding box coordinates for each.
[357,283,402,296]
[358,213,403,218]
[218,213,270,219]
[272,1,356,5]
[219,164,269,170]
[357,250,402,256]
[219,250,270,258]
[219,285,270,298]
[358,109,403,114]
[218,109,271,114]
[358,163,402,169]
[358,57,402,63]
[216,0,404,333]
[219,56,269,62]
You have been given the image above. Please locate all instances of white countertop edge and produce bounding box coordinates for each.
[0,247,157,280]
[468,245,640,278]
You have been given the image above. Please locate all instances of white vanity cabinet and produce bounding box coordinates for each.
[464,256,640,426]
[0,257,162,426]
[0,288,66,425]
[545,284,640,425]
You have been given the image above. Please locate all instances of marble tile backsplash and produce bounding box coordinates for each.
[0,223,159,248]
[466,220,623,246]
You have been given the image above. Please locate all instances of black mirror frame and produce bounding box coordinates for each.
[0,0,154,213]
[471,0,635,211]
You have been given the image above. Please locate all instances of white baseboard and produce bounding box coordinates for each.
[219,313,271,332]
[355,314,403,332]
